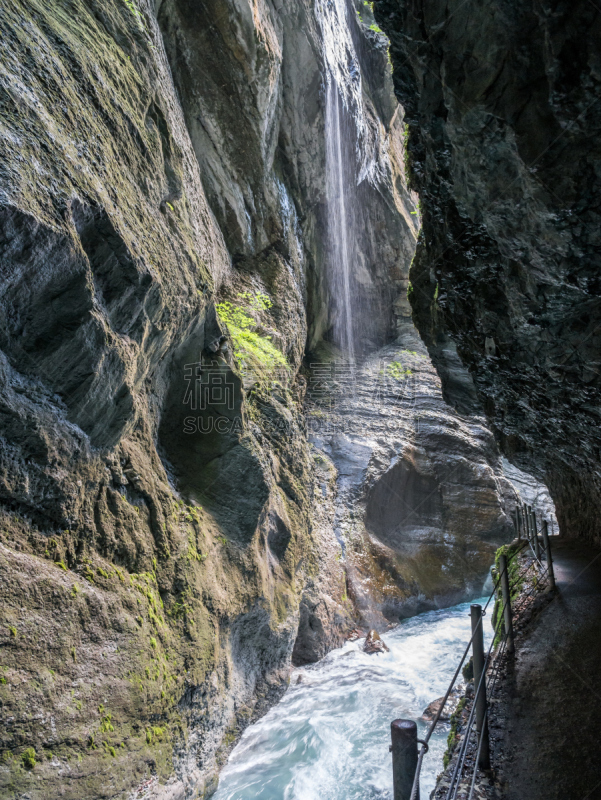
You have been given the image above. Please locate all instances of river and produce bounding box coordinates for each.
[212,597,492,800]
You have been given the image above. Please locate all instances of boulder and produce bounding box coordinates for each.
[422,685,465,722]
[363,629,390,654]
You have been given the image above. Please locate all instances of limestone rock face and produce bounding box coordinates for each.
[374,0,601,545]
[307,321,535,627]
[0,1,313,797]
[0,0,413,796]
[0,0,562,798]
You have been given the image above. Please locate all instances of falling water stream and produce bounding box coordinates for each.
[325,81,356,366]
[320,0,364,371]
[212,598,492,800]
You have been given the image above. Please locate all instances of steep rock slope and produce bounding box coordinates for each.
[0,1,321,797]
[306,322,522,632]
[374,0,601,543]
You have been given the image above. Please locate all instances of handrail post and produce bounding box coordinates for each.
[470,604,491,770]
[514,508,521,540]
[532,509,541,560]
[525,505,531,545]
[542,520,556,589]
[391,720,419,800]
[499,554,515,654]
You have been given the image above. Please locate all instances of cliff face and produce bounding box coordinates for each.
[0,0,557,798]
[0,0,316,796]
[374,0,601,544]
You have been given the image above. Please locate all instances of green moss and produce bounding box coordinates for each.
[100,713,114,733]
[216,291,289,384]
[442,697,467,769]
[385,361,413,380]
[102,740,116,758]
[9,625,17,637]
[21,747,36,770]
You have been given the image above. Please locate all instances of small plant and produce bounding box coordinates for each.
[386,361,412,380]
[71,647,77,663]
[100,713,114,733]
[150,637,157,649]
[102,740,116,758]
[145,729,153,745]
[21,747,36,770]
[9,626,17,638]
[71,583,80,598]
[56,560,67,571]
[76,700,82,711]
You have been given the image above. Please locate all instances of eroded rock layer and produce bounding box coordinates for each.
[374,0,601,544]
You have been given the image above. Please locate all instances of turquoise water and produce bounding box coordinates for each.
[213,598,492,800]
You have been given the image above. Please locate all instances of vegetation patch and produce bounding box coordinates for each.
[217,291,289,385]
[21,747,36,770]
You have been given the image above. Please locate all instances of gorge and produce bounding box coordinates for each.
[0,1,598,799]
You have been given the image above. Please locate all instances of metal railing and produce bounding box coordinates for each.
[390,507,557,800]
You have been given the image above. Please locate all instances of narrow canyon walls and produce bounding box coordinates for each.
[0,0,557,797]
[374,0,601,544]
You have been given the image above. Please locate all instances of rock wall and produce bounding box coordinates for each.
[374,0,601,545]
[0,0,558,797]
[0,0,318,797]
[306,320,521,631]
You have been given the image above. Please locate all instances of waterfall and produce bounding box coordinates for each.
[325,80,356,365]
[317,0,364,367]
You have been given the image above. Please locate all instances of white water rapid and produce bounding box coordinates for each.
[212,598,493,800]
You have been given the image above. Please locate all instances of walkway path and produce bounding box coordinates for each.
[498,539,601,800]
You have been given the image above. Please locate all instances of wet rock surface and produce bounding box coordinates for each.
[363,629,390,654]
[307,321,549,627]
[422,685,464,723]
[374,0,601,545]
[0,0,416,796]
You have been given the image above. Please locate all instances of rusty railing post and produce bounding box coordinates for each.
[524,505,531,545]
[531,509,541,560]
[514,508,521,540]
[470,604,491,770]
[542,520,556,589]
[499,553,515,654]
[391,719,419,800]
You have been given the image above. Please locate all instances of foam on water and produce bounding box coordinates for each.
[213,598,492,800]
